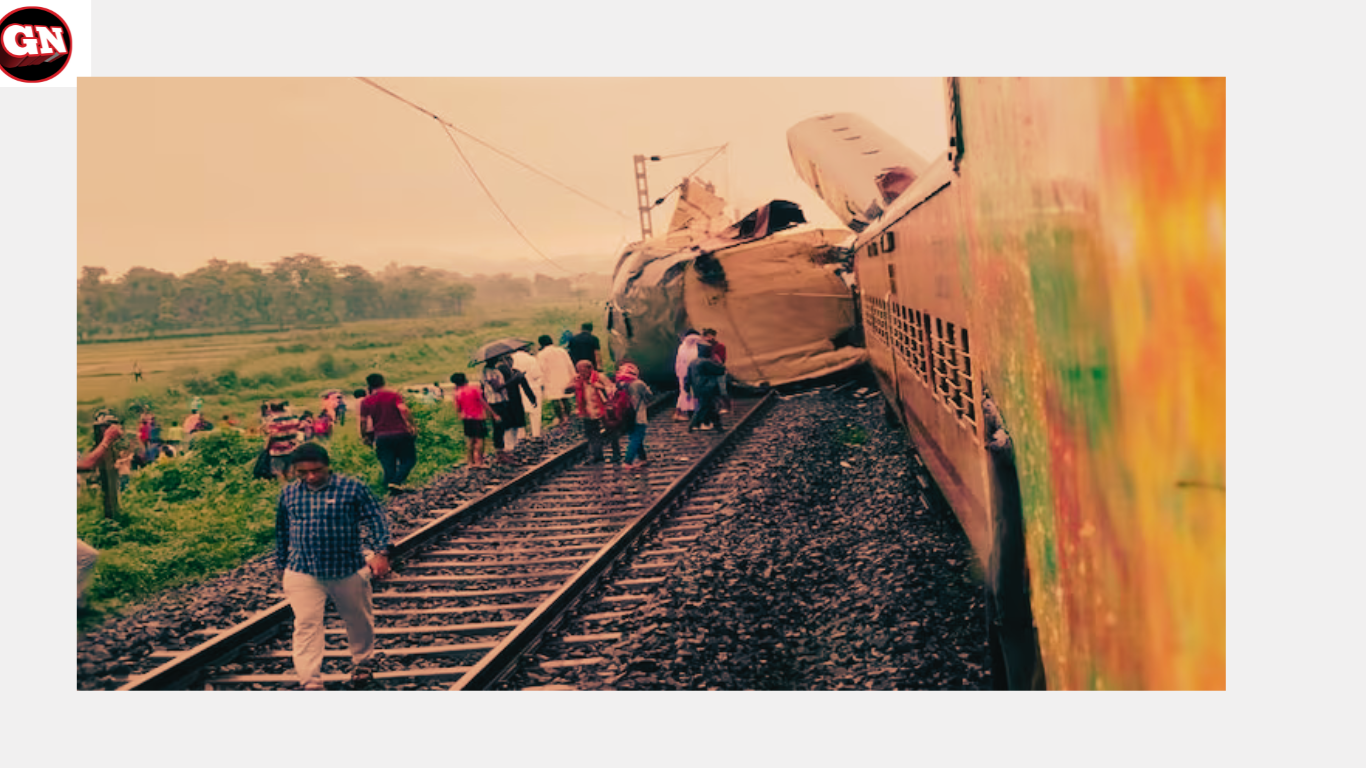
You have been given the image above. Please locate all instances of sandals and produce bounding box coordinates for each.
[349,666,374,688]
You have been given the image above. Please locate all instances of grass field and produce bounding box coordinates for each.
[75,300,607,632]
[76,302,604,428]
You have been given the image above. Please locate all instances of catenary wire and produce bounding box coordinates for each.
[356,77,628,220]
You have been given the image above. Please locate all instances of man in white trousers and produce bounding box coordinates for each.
[511,346,545,439]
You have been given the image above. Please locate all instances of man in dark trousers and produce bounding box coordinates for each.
[686,343,727,432]
[275,442,392,690]
[358,373,418,493]
[567,321,603,370]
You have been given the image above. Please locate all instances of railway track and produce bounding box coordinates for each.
[119,393,773,690]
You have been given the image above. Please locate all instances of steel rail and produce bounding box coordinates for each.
[450,390,775,690]
[116,394,673,690]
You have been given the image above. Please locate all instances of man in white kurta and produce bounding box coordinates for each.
[510,348,545,439]
[535,334,577,426]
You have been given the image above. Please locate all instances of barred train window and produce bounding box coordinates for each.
[917,310,932,383]
[928,315,977,431]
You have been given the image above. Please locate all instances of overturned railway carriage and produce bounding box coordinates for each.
[789,78,1225,689]
[607,178,866,389]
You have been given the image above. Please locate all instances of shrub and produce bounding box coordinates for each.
[314,352,356,379]
[183,375,219,396]
[124,397,154,415]
[280,365,309,383]
[215,369,240,390]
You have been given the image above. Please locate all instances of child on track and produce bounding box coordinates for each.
[451,372,499,469]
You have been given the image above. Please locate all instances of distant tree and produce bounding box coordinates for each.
[221,261,270,328]
[336,264,383,320]
[268,253,338,327]
[155,295,178,336]
[77,266,110,340]
[116,267,178,334]
[442,281,475,315]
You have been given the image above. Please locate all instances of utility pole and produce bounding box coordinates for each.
[633,154,653,241]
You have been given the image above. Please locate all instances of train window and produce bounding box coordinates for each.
[869,241,880,258]
[895,304,910,363]
[887,263,897,295]
[882,231,896,253]
[623,313,633,340]
[607,307,615,333]
[917,311,931,384]
[889,302,899,357]
[932,320,978,433]
[910,310,924,379]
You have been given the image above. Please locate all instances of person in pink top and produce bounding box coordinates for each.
[451,372,499,469]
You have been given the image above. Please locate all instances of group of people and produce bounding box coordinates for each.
[261,322,724,689]
[82,321,738,692]
[674,327,730,432]
[261,322,621,689]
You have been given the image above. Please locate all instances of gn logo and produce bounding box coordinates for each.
[1,7,70,83]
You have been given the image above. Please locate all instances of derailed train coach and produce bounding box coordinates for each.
[788,79,1225,689]
[605,178,872,391]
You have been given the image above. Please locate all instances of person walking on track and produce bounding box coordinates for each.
[511,346,545,439]
[359,373,418,493]
[572,359,620,463]
[616,362,653,469]
[537,334,577,426]
[275,442,392,690]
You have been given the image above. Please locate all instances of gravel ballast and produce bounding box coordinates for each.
[509,384,992,690]
[77,382,991,690]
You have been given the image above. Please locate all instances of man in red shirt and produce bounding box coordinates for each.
[359,373,418,493]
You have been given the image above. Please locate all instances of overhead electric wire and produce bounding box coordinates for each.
[356,77,637,275]
[437,123,570,274]
[356,77,627,220]
[649,145,726,161]
[649,143,729,210]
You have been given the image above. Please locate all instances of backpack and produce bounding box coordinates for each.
[602,385,634,433]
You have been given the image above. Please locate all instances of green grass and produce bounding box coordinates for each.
[75,301,602,632]
[76,303,596,438]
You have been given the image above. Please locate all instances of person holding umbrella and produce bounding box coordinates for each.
[471,338,536,465]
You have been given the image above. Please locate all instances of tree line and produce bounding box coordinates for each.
[77,254,592,341]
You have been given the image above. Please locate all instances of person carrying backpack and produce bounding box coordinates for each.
[571,359,620,464]
[615,363,653,469]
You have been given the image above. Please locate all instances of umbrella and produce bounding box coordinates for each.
[470,337,532,365]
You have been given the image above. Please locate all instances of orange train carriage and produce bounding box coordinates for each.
[788,78,1225,690]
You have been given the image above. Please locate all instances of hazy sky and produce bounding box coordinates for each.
[78,78,947,279]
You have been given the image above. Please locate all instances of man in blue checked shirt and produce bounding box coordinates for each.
[275,442,392,690]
